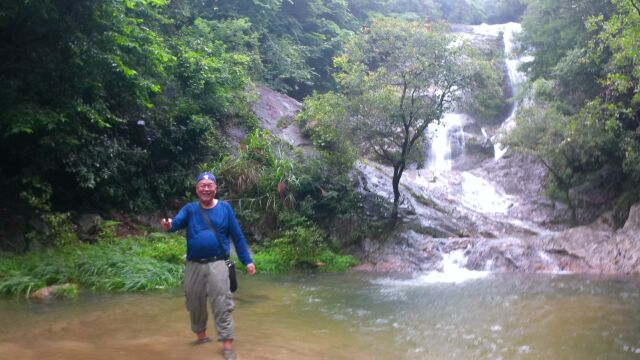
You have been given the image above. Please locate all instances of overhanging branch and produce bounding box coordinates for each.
[631,0,640,17]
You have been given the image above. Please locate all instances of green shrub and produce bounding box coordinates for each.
[462,41,508,125]
[317,250,359,272]
[0,233,186,298]
[296,92,357,172]
[25,213,79,249]
[613,190,640,229]
[97,220,121,242]
[251,251,293,274]
[252,222,358,274]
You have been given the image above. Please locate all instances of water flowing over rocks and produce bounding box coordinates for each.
[346,23,640,276]
[248,85,640,276]
[352,152,640,275]
[247,24,639,277]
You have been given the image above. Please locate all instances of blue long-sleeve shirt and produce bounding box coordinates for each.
[170,200,253,265]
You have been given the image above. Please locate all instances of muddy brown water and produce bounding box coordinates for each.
[2,273,640,360]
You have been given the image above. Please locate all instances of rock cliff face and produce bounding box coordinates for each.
[351,152,640,275]
[537,205,640,274]
[251,79,639,276]
[345,107,638,274]
[342,24,640,276]
[251,86,316,153]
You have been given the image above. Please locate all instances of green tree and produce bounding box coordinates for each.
[510,0,640,224]
[519,0,614,82]
[478,0,526,24]
[0,0,253,220]
[586,0,640,204]
[335,18,473,223]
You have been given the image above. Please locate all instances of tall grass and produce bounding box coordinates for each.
[0,230,359,298]
[0,233,185,298]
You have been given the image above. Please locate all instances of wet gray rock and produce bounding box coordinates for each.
[470,153,573,231]
[75,213,103,242]
[508,203,640,274]
[465,237,558,273]
[252,86,315,153]
[462,122,495,157]
[219,118,247,155]
[220,85,316,157]
[623,203,640,231]
[354,232,471,273]
[464,137,494,157]
[0,216,26,252]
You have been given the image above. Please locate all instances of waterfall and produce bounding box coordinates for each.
[426,23,530,168]
[359,22,562,279]
[473,22,530,159]
[426,113,466,171]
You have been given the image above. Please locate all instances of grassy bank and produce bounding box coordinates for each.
[0,233,358,299]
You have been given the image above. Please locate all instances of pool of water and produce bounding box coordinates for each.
[2,272,640,359]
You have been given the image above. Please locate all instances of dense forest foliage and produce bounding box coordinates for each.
[4,0,639,295]
[509,0,640,225]
[0,0,524,254]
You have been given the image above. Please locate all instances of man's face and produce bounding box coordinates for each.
[195,179,217,202]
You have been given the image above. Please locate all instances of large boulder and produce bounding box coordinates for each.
[623,203,640,231]
[534,203,640,274]
[219,86,314,155]
[75,213,103,242]
[252,86,312,149]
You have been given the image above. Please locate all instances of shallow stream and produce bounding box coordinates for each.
[2,273,640,360]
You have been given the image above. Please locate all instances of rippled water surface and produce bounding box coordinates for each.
[2,273,640,359]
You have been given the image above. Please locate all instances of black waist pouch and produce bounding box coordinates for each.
[226,260,237,292]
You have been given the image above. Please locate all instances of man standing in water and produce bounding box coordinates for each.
[160,172,256,360]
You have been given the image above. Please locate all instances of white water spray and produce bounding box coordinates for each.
[374,250,490,286]
[473,22,531,159]
[426,113,466,172]
[460,172,513,214]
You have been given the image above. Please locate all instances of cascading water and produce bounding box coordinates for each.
[376,249,490,285]
[354,22,560,279]
[473,22,531,159]
[406,22,551,282]
[426,113,466,172]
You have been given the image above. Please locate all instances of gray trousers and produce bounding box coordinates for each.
[184,260,235,341]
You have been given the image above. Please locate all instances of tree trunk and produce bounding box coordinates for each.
[391,174,400,222]
[538,156,577,224]
[389,162,405,227]
[565,187,577,225]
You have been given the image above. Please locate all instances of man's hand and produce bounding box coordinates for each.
[246,263,256,276]
[160,218,172,231]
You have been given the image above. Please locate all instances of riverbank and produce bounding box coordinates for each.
[0,233,357,299]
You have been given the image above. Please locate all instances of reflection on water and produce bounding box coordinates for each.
[2,273,640,359]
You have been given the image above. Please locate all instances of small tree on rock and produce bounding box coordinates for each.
[334,18,473,224]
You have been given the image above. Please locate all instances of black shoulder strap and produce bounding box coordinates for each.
[198,203,227,257]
